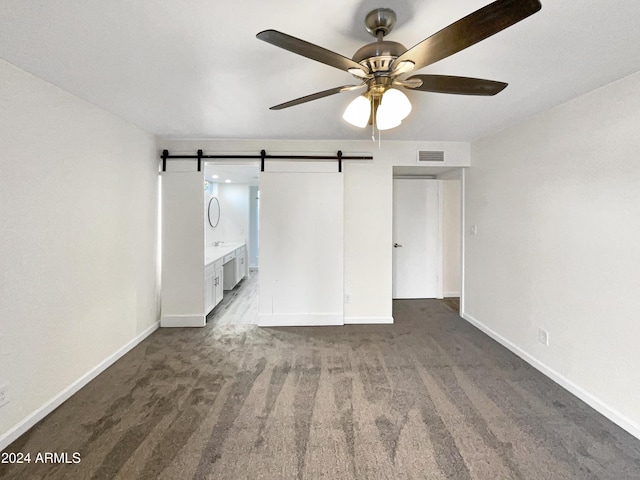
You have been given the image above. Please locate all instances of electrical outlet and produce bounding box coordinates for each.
[538,328,549,346]
[344,294,352,304]
[0,382,9,408]
[470,225,478,236]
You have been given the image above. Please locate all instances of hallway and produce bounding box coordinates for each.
[206,270,259,326]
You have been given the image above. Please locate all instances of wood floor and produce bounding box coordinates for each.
[206,269,258,326]
[442,296,460,313]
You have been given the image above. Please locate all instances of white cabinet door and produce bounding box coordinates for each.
[205,275,215,313]
[214,268,224,306]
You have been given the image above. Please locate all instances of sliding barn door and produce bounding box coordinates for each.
[258,167,344,326]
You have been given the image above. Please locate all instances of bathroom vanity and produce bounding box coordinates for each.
[204,243,246,314]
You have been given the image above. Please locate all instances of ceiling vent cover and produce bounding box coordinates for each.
[417,150,445,163]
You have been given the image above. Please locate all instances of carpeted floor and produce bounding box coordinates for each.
[2,299,640,479]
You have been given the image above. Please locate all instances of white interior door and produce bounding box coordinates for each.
[160,170,206,327]
[258,168,344,326]
[392,178,442,299]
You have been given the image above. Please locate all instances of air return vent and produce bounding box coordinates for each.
[417,150,445,163]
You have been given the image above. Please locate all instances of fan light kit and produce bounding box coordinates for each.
[257,0,541,133]
[347,87,412,130]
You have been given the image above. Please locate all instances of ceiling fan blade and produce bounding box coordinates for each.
[269,84,363,110]
[395,0,541,73]
[257,30,369,77]
[405,75,508,95]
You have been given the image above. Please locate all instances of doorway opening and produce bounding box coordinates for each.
[204,162,260,325]
[392,166,463,313]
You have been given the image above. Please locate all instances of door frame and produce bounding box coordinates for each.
[392,176,444,299]
[434,167,466,316]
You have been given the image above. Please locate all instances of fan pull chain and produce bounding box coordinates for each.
[371,101,376,142]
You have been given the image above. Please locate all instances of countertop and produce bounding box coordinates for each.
[205,243,245,266]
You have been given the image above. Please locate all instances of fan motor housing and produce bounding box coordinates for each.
[352,40,406,63]
[352,40,407,73]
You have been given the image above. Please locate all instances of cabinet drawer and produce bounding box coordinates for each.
[235,246,245,256]
[214,259,224,270]
[223,252,236,263]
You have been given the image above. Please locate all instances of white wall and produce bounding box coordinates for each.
[205,183,250,249]
[204,181,219,247]
[159,139,470,324]
[0,60,160,448]
[465,70,640,437]
[214,183,250,246]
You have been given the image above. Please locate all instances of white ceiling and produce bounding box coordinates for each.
[205,164,260,186]
[2,1,640,142]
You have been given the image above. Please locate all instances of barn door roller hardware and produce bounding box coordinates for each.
[160,150,372,172]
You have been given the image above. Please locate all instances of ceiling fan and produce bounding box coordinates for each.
[257,0,542,130]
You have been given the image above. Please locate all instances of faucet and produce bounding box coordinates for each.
[214,241,223,247]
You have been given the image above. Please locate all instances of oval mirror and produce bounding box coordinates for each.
[208,197,220,228]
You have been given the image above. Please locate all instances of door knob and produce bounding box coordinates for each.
[393,243,403,248]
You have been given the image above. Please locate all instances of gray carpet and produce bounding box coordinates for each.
[2,299,640,479]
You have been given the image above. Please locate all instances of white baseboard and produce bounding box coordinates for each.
[344,316,394,325]
[444,291,461,298]
[461,312,640,441]
[160,314,205,328]
[258,313,343,327]
[0,321,160,452]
